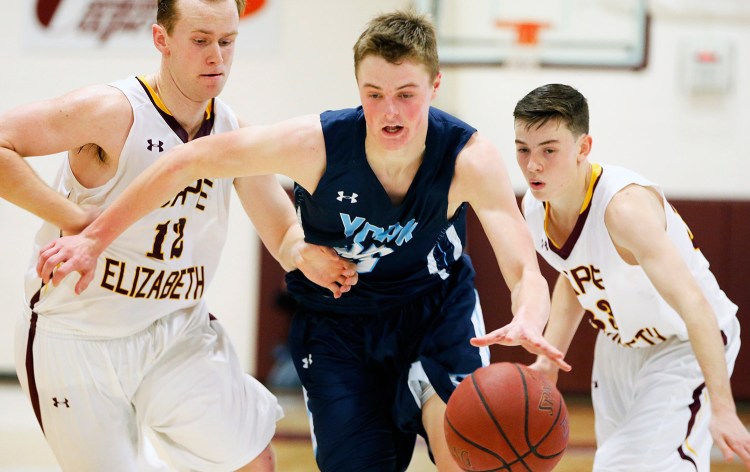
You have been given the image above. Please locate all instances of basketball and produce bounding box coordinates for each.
[444,362,569,471]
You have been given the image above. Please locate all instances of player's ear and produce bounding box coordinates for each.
[153,24,169,55]
[432,72,442,99]
[577,134,592,162]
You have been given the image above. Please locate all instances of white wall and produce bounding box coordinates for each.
[1,0,749,374]
[441,7,750,199]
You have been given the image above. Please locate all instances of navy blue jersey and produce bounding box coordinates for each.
[286,106,477,312]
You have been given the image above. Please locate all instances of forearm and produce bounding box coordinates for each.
[275,224,305,272]
[80,143,201,251]
[234,174,303,272]
[0,150,88,232]
[534,305,584,369]
[510,268,550,327]
[533,275,585,372]
[683,301,736,414]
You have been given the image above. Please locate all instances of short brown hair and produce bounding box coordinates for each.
[157,0,246,34]
[353,10,440,80]
[513,84,590,137]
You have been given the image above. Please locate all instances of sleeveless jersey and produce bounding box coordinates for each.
[24,76,237,337]
[523,163,737,347]
[286,106,477,312]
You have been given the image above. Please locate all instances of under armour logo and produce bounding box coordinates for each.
[541,239,549,251]
[147,139,164,152]
[301,354,313,369]
[52,397,70,408]
[336,191,358,203]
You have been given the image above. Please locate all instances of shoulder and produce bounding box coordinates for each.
[605,183,664,237]
[455,133,500,176]
[67,83,133,126]
[280,113,324,144]
[29,83,131,120]
[452,132,510,204]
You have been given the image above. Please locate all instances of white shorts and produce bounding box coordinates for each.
[590,317,740,472]
[15,305,283,472]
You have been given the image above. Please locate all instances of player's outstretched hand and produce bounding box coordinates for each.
[36,234,101,294]
[296,243,358,299]
[471,318,571,372]
[710,408,750,469]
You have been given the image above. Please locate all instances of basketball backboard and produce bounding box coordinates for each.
[413,0,649,69]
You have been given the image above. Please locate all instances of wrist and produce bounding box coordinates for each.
[710,395,737,416]
[80,222,112,257]
[282,236,306,272]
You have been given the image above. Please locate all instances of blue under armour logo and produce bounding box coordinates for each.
[337,191,358,203]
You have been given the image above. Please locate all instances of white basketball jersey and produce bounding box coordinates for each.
[25,76,237,337]
[524,163,737,348]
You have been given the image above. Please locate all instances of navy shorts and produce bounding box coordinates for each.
[288,258,489,472]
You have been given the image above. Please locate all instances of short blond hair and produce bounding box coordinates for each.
[353,10,440,80]
[157,0,246,34]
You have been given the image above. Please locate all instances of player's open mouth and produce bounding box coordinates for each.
[383,126,403,134]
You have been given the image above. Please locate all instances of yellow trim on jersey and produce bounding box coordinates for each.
[543,204,561,249]
[138,76,171,116]
[543,162,603,249]
[137,76,213,119]
[580,163,603,215]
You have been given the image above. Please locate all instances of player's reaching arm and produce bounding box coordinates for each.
[606,184,750,467]
[231,118,356,299]
[451,134,570,371]
[0,85,130,232]
[35,114,350,294]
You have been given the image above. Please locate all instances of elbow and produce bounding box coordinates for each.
[166,143,205,182]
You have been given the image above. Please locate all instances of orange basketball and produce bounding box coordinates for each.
[444,362,569,471]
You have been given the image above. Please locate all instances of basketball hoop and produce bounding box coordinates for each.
[495,20,550,67]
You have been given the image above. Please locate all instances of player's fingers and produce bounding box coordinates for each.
[343,270,358,284]
[552,357,572,372]
[37,245,60,278]
[536,340,564,359]
[341,261,358,276]
[470,330,510,347]
[335,275,350,286]
[40,253,65,284]
[51,260,77,287]
[718,441,734,462]
[327,282,342,299]
[729,437,750,465]
[75,270,95,294]
[338,273,358,287]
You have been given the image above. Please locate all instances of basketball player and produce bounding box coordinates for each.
[36,10,571,472]
[473,84,750,470]
[0,0,357,470]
